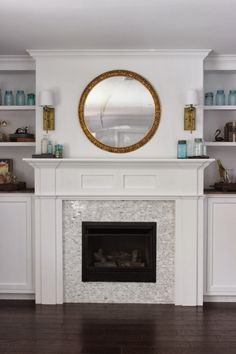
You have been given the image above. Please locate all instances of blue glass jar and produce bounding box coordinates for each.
[228,90,236,105]
[205,92,213,105]
[27,93,35,105]
[16,90,25,105]
[4,90,14,105]
[177,140,187,159]
[215,89,225,105]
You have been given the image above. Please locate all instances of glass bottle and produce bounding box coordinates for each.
[205,92,213,106]
[0,89,2,105]
[215,90,225,105]
[177,140,187,159]
[228,90,236,105]
[41,135,48,154]
[47,140,53,154]
[202,140,207,157]
[4,90,14,105]
[16,90,25,105]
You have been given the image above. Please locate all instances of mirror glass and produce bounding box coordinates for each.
[79,70,161,153]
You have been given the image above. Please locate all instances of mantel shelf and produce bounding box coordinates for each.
[0,106,35,111]
[23,157,215,169]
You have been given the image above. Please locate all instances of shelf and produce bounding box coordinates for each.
[0,142,36,147]
[204,106,236,111]
[0,106,35,111]
[206,142,236,146]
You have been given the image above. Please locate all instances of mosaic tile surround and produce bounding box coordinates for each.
[63,200,175,303]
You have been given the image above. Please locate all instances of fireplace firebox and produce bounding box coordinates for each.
[82,222,156,282]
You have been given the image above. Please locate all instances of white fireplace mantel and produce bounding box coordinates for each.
[24,158,214,306]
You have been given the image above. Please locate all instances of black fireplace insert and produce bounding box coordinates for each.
[82,221,156,282]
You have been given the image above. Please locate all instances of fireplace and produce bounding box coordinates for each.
[82,221,156,282]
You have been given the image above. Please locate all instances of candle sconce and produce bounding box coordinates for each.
[184,90,198,133]
[39,90,55,133]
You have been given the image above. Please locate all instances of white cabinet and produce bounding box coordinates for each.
[205,196,236,296]
[0,195,34,295]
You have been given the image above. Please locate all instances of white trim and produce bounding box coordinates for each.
[0,293,35,300]
[27,49,211,59]
[205,54,236,71]
[0,55,35,70]
[204,295,236,302]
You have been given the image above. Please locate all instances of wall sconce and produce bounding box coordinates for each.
[39,90,55,133]
[184,89,198,133]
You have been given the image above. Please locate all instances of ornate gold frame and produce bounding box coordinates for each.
[78,70,161,153]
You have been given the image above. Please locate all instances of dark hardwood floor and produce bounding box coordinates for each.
[0,301,236,354]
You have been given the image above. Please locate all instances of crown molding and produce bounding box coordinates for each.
[27,49,211,59]
[0,55,35,70]
[205,54,236,71]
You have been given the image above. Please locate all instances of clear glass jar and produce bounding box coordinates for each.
[194,138,203,156]
[41,135,48,154]
[228,90,236,105]
[205,92,213,106]
[187,140,194,157]
[4,90,14,105]
[177,140,187,159]
[215,89,225,105]
[16,90,25,105]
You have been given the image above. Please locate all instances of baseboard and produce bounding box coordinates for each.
[204,295,236,302]
[0,293,35,300]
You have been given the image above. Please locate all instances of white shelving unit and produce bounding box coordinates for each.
[203,61,236,189]
[0,56,36,188]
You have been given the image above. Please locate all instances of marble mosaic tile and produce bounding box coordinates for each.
[63,200,175,303]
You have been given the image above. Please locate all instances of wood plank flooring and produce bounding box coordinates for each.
[0,301,236,353]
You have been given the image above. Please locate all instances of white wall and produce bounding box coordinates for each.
[32,50,209,158]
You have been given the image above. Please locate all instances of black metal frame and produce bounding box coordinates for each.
[82,221,156,283]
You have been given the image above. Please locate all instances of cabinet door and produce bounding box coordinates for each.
[206,197,236,295]
[0,196,33,293]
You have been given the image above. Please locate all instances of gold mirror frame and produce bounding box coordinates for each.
[78,70,161,153]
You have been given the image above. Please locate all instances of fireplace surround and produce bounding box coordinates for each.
[25,158,214,305]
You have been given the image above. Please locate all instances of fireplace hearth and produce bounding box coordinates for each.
[82,221,156,282]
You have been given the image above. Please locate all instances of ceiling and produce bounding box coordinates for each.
[0,0,235,55]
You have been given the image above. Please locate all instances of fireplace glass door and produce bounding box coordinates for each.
[82,222,156,282]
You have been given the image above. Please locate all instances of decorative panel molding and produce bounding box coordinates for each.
[0,196,33,293]
[206,197,236,295]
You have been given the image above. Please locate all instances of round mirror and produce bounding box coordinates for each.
[78,70,161,153]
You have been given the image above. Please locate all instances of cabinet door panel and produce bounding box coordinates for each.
[0,197,33,292]
[207,198,236,294]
